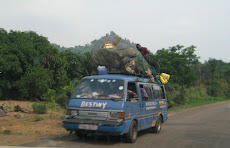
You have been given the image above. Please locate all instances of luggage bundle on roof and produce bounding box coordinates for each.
[91,38,170,85]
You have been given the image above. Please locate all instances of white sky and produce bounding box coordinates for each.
[1,0,230,62]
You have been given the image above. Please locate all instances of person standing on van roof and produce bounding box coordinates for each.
[136,44,151,62]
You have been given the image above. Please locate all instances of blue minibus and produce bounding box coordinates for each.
[63,74,168,143]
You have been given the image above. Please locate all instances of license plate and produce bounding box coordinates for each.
[79,124,98,130]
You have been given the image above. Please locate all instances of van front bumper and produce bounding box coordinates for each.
[63,119,125,135]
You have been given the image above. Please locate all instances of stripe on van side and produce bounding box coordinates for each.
[125,112,167,120]
[137,113,159,118]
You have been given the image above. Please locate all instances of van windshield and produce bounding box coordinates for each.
[71,79,124,100]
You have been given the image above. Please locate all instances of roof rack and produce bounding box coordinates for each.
[107,66,145,78]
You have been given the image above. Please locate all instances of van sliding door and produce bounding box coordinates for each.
[138,83,157,130]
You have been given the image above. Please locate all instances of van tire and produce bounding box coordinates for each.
[126,120,138,143]
[152,115,162,133]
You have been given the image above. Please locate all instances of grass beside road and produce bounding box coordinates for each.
[0,132,23,135]
[168,97,229,112]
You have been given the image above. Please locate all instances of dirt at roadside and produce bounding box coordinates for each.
[0,100,68,146]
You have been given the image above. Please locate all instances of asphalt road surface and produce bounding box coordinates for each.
[23,100,230,148]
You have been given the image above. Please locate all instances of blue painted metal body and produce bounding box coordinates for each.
[63,74,168,135]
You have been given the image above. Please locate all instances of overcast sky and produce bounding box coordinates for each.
[1,0,230,62]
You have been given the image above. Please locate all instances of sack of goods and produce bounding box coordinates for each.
[91,47,160,84]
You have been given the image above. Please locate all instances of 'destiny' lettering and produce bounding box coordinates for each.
[97,103,102,107]
[93,102,97,107]
[80,101,86,107]
[102,102,107,109]
[80,101,108,109]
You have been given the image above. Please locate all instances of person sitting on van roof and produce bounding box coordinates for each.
[136,44,161,73]
[136,44,151,62]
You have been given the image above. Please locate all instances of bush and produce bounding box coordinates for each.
[34,116,44,121]
[225,90,230,97]
[55,83,76,108]
[173,88,186,105]
[185,85,208,100]
[32,103,47,114]
[43,89,56,103]
[56,96,68,108]
[16,67,54,100]
[174,93,186,105]
[207,81,221,97]
[165,83,180,106]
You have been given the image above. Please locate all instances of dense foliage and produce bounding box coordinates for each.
[152,45,199,86]
[0,28,91,100]
[0,28,229,106]
[151,46,230,104]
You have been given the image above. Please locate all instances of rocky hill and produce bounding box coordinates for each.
[53,31,137,53]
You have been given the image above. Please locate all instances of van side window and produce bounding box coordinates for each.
[127,82,138,101]
[152,84,163,99]
[140,84,153,101]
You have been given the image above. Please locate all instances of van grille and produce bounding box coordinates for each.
[76,110,109,120]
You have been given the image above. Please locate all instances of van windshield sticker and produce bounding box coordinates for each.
[119,86,124,90]
[80,101,108,109]
[90,79,94,82]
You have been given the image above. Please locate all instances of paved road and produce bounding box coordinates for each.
[23,100,230,148]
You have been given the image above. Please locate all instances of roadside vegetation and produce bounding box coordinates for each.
[0,131,22,136]
[0,28,230,109]
[32,103,47,114]
[0,100,67,145]
[0,27,230,146]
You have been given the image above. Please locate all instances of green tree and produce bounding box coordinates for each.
[0,28,68,99]
[152,45,199,86]
[152,45,199,104]
[223,64,230,90]
[15,66,54,99]
[201,58,228,96]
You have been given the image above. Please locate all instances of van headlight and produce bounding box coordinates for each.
[110,112,125,119]
[71,110,78,116]
[110,112,119,118]
[65,109,78,118]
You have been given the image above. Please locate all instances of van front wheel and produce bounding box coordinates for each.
[152,115,162,133]
[126,120,138,143]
